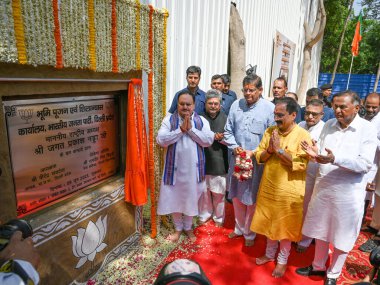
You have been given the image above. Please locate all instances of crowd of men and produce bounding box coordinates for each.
[156,65,380,285]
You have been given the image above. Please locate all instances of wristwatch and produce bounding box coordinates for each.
[277,149,285,155]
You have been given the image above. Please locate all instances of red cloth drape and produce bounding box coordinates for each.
[124,78,149,206]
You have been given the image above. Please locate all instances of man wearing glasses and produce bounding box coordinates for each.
[198,89,229,227]
[296,99,325,253]
[223,74,275,247]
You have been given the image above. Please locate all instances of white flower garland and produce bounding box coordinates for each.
[60,0,89,69]
[116,0,132,73]
[94,0,112,72]
[140,5,150,73]
[0,0,17,62]
[153,9,165,195]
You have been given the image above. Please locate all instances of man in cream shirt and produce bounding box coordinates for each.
[297,99,325,253]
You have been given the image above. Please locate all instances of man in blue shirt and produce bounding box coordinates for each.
[300,88,335,122]
[168,66,206,114]
[210,74,236,115]
[221,74,238,101]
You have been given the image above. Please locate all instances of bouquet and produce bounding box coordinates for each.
[233,151,254,181]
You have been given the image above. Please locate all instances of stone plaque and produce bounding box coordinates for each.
[3,95,119,216]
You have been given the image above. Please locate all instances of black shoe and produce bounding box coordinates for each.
[359,238,380,253]
[295,265,326,277]
[324,277,337,285]
[225,191,232,204]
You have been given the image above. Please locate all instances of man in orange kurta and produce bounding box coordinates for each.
[250,97,311,278]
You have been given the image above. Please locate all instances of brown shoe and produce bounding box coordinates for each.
[215,222,223,227]
[184,230,197,242]
[244,239,255,247]
[228,232,242,239]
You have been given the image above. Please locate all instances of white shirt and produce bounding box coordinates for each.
[156,113,214,216]
[0,260,39,285]
[302,115,377,252]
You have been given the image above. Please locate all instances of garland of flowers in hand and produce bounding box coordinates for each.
[88,0,96,70]
[11,0,27,64]
[233,151,254,181]
[0,1,17,62]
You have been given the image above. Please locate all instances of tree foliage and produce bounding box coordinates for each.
[361,0,380,20]
[320,0,380,74]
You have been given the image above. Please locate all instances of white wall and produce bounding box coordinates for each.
[144,0,322,108]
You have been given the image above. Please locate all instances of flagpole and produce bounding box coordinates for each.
[347,55,354,89]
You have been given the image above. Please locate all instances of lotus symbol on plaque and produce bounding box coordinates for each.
[18,108,33,123]
[71,215,108,269]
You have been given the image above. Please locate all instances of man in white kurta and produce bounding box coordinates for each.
[359,92,380,252]
[297,99,325,252]
[296,91,377,285]
[157,91,214,242]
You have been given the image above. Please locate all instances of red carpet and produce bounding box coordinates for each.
[155,203,374,285]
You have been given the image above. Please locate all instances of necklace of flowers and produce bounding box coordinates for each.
[233,151,254,181]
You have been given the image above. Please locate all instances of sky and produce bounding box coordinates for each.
[353,0,362,15]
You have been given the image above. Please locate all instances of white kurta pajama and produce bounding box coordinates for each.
[302,115,377,278]
[157,113,214,218]
[298,120,324,248]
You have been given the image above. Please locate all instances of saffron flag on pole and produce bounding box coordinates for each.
[351,11,362,57]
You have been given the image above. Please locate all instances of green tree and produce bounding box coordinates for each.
[320,1,380,74]
[361,0,380,20]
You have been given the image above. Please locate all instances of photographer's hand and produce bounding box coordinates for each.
[0,231,40,269]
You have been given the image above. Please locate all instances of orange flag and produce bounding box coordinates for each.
[351,11,362,57]
[124,79,149,206]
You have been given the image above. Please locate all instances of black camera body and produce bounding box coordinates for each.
[0,219,33,251]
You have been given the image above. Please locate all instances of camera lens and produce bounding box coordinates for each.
[5,219,33,239]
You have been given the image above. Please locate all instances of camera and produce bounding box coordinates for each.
[0,219,33,251]
[153,259,211,285]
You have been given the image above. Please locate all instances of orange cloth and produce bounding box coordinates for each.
[124,79,149,205]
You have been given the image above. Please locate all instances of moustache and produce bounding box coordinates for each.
[275,120,282,124]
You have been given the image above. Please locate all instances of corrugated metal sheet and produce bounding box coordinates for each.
[319,73,380,98]
[143,0,231,109]
[235,0,322,98]
[143,0,322,108]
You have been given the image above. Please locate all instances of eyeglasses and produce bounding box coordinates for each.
[242,88,258,94]
[304,111,323,117]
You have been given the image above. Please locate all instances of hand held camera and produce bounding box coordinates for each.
[0,219,33,251]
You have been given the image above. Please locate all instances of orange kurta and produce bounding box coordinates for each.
[124,79,149,206]
[250,125,311,241]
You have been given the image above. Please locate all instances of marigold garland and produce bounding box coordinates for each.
[162,9,169,115]
[11,0,27,64]
[152,10,166,236]
[135,0,141,70]
[53,0,63,68]
[88,0,96,70]
[1,1,170,240]
[148,4,156,239]
[111,0,118,73]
